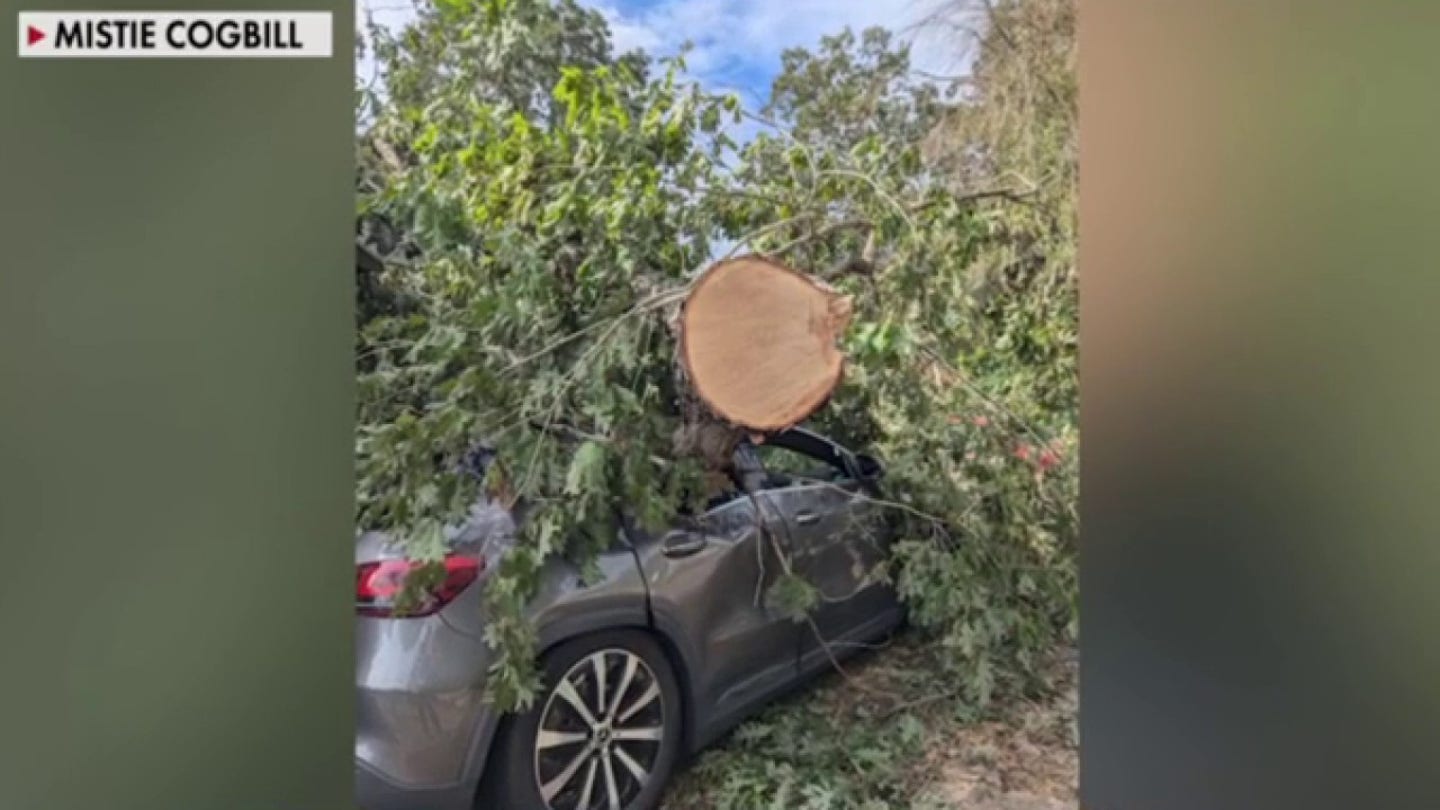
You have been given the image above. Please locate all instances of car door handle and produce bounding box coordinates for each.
[794,511,820,526]
[661,532,707,558]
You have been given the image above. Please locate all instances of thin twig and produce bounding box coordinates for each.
[721,211,821,261]
[880,686,962,720]
[501,288,684,374]
[514,310,638,496]
[816,169,918,232]
[735,109,821,204]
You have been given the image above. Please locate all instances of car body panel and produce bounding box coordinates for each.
[781,482,897,657]
[355,761,476,810]
[630,491,801,750]
[355,504,653,806]
[744,429,900,658]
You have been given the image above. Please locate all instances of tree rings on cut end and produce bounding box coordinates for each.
[679,255,852,431]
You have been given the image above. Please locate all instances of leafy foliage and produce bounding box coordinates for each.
[356,0,1076,716]
[663,635,1078,810]
[890,0,1078,700]
[683,701,928,810]
[358,0,741,709]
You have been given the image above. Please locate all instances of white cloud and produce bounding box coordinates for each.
[354,0,979,132]
[585,0,976,96]
[594,5,664,53]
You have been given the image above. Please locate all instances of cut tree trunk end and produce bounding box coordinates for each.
[679,255,854,433]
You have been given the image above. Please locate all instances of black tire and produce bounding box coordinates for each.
[478,629,683,810]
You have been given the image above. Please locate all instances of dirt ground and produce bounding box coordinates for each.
[663,635,1078,810]
[912,648,1078,810]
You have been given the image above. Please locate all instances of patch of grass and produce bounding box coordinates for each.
[661,632,1077,810]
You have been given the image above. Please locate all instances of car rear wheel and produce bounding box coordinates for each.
[481,630,682,810]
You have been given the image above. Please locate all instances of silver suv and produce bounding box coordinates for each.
[356,428,901,810]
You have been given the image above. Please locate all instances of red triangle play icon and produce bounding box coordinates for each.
[27,26,46,46]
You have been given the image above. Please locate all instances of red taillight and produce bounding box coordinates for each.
[356,554,484,618]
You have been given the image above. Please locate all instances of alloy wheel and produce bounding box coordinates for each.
[533,648,666,810]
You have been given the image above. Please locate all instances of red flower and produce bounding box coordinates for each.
[1038,450,1059,471]
[972,415,990,428]
[1013,443,1033,462]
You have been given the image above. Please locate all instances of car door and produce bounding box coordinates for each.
[629,455,800,737]
[751,433,897,660]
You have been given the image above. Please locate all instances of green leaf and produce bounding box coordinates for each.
[563,440,607,495]
[701,106,720,133]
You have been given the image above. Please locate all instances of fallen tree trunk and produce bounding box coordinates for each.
[676,256,854,443]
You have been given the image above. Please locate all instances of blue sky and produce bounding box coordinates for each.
[358,0,971,120]
[589,0,952,108]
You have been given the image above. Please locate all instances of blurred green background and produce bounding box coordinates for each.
[1083,1,1440,808]
[0,1,353,808]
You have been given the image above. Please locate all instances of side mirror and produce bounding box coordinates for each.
[854,453,884,481]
